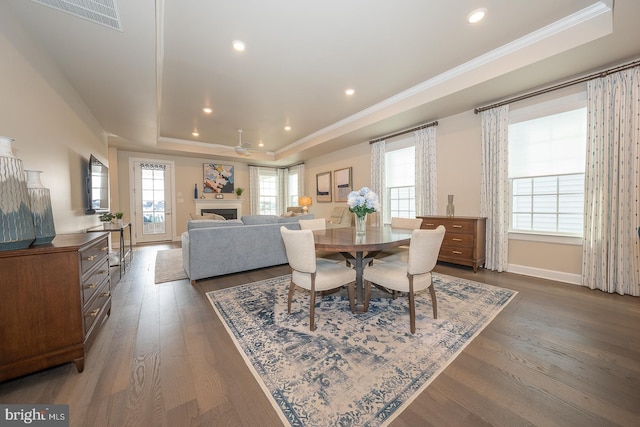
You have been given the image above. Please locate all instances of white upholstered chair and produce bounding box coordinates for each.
[299,218,327,231]
[363,225,445,334]
[280,226,356,330]
[378,217,425,263]
[390,217,423,229]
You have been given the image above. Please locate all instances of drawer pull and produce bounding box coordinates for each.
[425,223,435,226]
[85,255,96,261]
[101,291,111,298]
[101,246,109,252]
[452,250,463,255]
[452,225,463,228]
[452,238,462,242]
[87,308,100,317]
[83,283,97,289]
[99,270,108,274]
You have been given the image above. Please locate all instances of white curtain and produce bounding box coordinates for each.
[370,140,386,226]
[295,163,305,199]
[582,67,640,296]
[277,168,287,215]
[480,105,510,272]
[249,165,260,215]
[414,126,437,216]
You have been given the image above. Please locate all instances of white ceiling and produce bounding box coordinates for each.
[5,0,640,165]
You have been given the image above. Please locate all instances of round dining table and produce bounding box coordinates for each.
[312,225,412,312]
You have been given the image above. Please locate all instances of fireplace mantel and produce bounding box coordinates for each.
[194,199,243,218]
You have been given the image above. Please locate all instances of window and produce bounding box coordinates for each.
[288,171,299,207]
[385,141,415,222]
[258,170,277,215]
[509,97,586,236]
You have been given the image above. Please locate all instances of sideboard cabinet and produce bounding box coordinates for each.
[0,233,111,382]
[418,216,487,272]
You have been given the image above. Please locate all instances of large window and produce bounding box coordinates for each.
[509,98,586,236]
[288,171,299,207]
[385,141,415,222]
[258,170,278,215]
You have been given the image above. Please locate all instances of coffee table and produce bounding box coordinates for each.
[313,226,412,312]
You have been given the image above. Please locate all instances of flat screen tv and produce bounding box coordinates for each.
[86,154,109,214]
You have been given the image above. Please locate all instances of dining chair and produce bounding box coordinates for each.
[390,217,423,229]
[363,225,445,334]
[378,217,425,264]
[280,226,356,331]
[299,218,326,230]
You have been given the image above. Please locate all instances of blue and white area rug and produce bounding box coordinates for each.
[207,273,517,426]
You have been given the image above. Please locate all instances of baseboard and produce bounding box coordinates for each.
[507,263,582,285]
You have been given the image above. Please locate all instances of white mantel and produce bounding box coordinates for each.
[194,198,243,218]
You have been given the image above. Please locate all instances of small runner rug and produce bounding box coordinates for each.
[154,248,188,284]
[207,273,516,426]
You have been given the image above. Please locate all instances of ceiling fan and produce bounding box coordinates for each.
[234,129,252,156]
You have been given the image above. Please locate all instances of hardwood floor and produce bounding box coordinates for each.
[1,243,638,426]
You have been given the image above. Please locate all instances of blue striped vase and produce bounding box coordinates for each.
[0,137,36,251]
[25,170,56,245]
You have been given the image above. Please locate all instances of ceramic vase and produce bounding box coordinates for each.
[25,170,56,245]
[446,194,455,217]
[0,137,36,251]
[355,213,367,235]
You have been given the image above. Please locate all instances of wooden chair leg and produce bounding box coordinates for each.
[408,275,416,334]
[347,282,355,313]
[309,290,316,331]
[287,281,295,314]
[429,284,437,319]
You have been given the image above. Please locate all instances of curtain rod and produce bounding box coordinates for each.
[369,120,438,144]
[474,58,640,114]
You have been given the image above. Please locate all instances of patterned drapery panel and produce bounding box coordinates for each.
[370,140,386,227]
[414,126,437,216]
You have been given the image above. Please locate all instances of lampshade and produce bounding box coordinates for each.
[298,196,312,207]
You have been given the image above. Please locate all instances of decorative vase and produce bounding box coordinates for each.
[0,137,36,251]
[355,213,367,235]
[446,194,455,217]
[115,218,123,227]
[25,170,56,245]
[194,183,198,199]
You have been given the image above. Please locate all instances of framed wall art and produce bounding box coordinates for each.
[316,171,332,202]
[333,167,352,202]
[203,164,234,194]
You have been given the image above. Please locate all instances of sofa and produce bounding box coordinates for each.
[181,214,313,283]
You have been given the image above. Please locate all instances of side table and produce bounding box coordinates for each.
[88,222,133,278]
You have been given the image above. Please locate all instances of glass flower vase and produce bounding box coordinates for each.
[355,214,367,235]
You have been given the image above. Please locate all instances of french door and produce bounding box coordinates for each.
[130,159,174,243]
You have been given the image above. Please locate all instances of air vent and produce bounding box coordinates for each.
[31,0,122,32]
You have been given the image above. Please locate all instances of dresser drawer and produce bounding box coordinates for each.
[83,279,111,340]
[79,236,109,275]
[443,233,474,248]
[422,218,475,234]
[439,245,474,261]
[82,258,109,307]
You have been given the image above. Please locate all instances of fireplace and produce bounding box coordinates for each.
[201,208,237,220]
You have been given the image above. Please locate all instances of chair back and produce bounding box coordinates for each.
[407,225,445,275]
[280,226,317,273]
[391,217,423,229]
[299,218,326,231]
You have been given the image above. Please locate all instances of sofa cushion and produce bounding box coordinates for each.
[187,219,243,230]
[277,213,314,223]
[241,215,279,225]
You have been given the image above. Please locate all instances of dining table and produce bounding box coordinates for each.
[312,225,412,312]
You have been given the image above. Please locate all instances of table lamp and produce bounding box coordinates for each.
[298,196,312,213]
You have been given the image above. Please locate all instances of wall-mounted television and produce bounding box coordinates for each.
[85,154,109,214]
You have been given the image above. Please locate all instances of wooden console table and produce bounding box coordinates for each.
[418,216,486,272]
[0,233,111,382]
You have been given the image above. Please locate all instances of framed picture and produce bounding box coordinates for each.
[203,164,234,194]
[316,171,332,202]
[334,167,352,202]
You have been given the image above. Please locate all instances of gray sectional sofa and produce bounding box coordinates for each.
[181,214,313,283]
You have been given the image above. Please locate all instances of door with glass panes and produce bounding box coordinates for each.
[131,160,174,243]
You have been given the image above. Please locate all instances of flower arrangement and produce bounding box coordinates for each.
[347,187,380,218]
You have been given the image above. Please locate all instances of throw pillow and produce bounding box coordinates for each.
[190,212,226,220]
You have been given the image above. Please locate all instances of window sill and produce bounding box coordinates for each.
[508,231,582,246]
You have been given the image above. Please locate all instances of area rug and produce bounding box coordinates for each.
[207,273,517,426]
[154,248,188,283]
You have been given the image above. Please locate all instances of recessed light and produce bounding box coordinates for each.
[192,130,199,137]
[467,8,486,24]
[284,126,291,131]
[202,107,213,114]
[232,40,246,51]
[345,88,355,96]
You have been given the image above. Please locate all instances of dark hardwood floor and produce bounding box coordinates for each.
[1,243,638,426]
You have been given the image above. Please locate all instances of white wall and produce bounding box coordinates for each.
[0,4,109,234]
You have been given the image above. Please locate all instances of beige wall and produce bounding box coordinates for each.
[0,5,108,234]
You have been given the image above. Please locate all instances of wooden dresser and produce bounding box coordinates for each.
[418,216,487,272]
[0,233,111,382]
